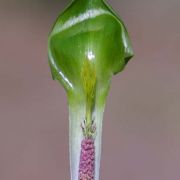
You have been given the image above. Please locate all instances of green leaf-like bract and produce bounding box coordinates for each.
[48,0,133,180]
[48,0,133,105]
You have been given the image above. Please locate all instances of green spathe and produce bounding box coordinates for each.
[48,0,133,180]
[48,0,133,105]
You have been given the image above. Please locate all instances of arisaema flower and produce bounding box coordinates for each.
[48,0,133,179]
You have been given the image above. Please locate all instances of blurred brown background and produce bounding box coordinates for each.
[0,0,180,179]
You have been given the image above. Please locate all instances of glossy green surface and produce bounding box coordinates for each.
[48,0,133,106]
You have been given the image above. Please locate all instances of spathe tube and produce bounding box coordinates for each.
[69,102,105,180]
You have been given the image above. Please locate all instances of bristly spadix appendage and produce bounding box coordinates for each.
[48,0,133,179]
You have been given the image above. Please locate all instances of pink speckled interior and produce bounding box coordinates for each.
[79,138,95,180]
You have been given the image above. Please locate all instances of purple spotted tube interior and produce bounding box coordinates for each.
[78,138,95,180]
